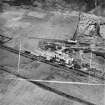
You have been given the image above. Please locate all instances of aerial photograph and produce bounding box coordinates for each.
[0,0,105,105]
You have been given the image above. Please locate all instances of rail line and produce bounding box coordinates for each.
[0,44,105,81]
[0,65,96,105]
[0,34,12,44]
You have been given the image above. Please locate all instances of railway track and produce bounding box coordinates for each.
[0,44,105,81]
[49,67,85,82]
[0,34,12,44]
[0,65,96,105]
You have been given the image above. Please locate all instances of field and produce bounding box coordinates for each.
[0,72,104,105]
[0,6,105,105]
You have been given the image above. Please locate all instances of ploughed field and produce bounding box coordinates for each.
[0,70,104,105]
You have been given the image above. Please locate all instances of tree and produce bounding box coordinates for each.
[0,0,3,12]
[13,0,32,5]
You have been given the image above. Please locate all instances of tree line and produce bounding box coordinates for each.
[0,0,105,11]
